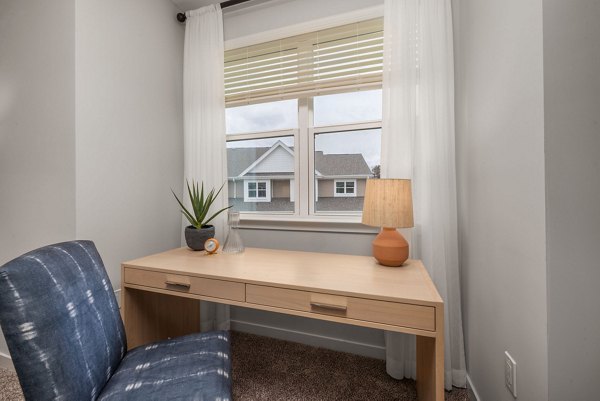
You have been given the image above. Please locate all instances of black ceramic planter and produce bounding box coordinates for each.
[185,225,215,251]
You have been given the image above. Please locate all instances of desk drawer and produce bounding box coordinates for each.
[246,284,435,331]
[124,268,245,302]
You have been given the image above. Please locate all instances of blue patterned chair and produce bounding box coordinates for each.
[0,241,232,401]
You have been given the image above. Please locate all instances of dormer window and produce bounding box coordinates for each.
[334,180,357,197]
[244,180,271,202]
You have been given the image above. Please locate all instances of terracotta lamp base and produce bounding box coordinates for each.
[372,227,409,267]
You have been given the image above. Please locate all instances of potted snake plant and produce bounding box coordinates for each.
[172,180,232,251]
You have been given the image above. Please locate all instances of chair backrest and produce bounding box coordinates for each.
[0,241,127,401]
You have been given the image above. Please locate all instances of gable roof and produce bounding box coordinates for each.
[227,144,372,178]
[314,151,372,176]
[238,141,294,177]
[227,147,270,176]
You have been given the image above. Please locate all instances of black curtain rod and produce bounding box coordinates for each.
[177,0,253,22]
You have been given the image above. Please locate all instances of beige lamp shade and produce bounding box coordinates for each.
[361,179,414,228]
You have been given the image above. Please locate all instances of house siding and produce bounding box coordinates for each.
[357,179,366,197]
[272,180,290,198]
[228,180,245,199]
[229,178,291,200]
[318,179,334,197]
[249,146,294,174]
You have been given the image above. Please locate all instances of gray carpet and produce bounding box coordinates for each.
[0,331,468,400]
[0,368,21,401]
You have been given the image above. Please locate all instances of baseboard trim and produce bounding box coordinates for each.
[466,374,481,401]
[0,351,14,371]
[230,319,386,360]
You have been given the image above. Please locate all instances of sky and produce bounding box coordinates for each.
[226,89,382,168]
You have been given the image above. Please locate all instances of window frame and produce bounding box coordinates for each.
[227,92,381,221]
[225,5,384,234]
[308,97,381,217]
[244,179,272,203]
[223,8,384,233]
[333,179,358,197]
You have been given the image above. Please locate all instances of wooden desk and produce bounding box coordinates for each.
[121,247,444,401]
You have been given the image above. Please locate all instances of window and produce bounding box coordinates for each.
[244,180,271,202]
[226,135,294,213]
[314,90,382,126]
[313,95,382,213]
[334,180,356,197]
[225,18,383,220]
[226,99,297,135]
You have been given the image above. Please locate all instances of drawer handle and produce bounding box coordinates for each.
[310,302,347,312]
[165,280,191,289]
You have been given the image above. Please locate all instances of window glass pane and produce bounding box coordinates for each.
[313,89,382,127]
[226,99,298,134]
[315,129,381,212]
[227,136,295,213]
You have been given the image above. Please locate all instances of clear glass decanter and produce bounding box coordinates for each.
[222,211,244,253]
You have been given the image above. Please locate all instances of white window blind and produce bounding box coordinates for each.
[225,18,383,106]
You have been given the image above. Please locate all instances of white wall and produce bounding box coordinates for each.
[0,0,183,364]
[544,1,600,400]
[0,0,76,359]
[75,0,185,287]
[453,1,548,400]
[223,0,383,42]
[224,0,386,357]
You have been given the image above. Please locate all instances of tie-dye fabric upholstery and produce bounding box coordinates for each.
[0,241,127,400]
[0,241,232,401]
[98,331,231,401]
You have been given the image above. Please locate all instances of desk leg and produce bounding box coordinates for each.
[122,287,201,349]
[416,306,444,401]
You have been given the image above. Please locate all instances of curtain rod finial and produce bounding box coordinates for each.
[177,13,187,23]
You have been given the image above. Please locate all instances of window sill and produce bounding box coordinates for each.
[239,214,379,234]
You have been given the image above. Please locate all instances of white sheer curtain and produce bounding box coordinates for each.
[381,0,466,389]
[183,5,230,331]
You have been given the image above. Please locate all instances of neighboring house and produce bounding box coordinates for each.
[227,141,373,212]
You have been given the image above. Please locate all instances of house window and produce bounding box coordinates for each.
[334,180,357,197]
[225,18,383,219]
[227,134,295,212]
[244,180,271,202]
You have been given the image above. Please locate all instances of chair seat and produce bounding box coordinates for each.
[98,331,232,401]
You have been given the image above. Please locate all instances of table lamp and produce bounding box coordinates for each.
[361,179,414,267]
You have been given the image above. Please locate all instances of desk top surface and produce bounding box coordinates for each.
[123,247,443,306]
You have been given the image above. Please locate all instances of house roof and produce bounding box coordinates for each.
[314,151,372,176]
[227,147,270,176]
[227,145,372,178]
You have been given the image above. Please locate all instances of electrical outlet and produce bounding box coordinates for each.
[504,351,517,398]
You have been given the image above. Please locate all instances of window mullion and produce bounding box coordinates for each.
[298,97,310,217]
[307,98,316,216]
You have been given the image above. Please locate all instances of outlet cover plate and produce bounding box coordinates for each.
[504,351,517,398]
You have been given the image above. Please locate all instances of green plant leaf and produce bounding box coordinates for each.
[199,182,209,223]
[172,189,198,227]
[187,180,200,221]
[203,205,233,226]
[196,182,206,223]
[175,180,231,228]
